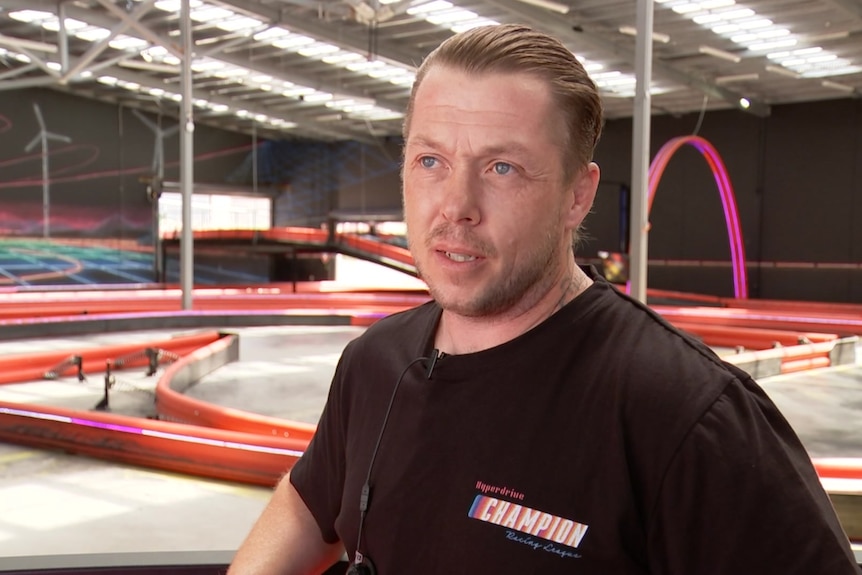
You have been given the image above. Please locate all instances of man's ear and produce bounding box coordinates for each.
[565,162,600,229]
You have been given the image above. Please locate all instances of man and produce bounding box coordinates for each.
[229,24,860,574]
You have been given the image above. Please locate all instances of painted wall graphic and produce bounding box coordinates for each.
[0,88,253,286]
[648,135,749,299]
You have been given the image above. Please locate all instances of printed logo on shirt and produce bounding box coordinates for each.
[467,483,589,558]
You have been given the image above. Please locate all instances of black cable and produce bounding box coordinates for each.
[352,356,428,569]
[692,94,709,136]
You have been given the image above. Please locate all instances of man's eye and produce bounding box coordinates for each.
[493,162,513,175]
[420,156,438,168]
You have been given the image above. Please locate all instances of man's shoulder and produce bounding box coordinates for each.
[351,299,439,349]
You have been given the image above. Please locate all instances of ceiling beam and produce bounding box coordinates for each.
[216,0,429,67]
[1,0,408,114]
[823,0,862,20]
[100,65,380,143]
[479,0,771,117]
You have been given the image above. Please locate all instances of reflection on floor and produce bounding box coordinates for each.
[0,327,860,563]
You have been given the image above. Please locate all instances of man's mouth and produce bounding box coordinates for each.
[444,251,477,263]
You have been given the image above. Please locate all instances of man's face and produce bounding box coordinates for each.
[402,66,592,318]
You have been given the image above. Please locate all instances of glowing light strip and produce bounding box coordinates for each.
[648,135,749,299]
[0,406,304,457]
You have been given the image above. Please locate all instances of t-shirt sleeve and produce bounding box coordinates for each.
[289,346,353,544]
[647,375,860,574]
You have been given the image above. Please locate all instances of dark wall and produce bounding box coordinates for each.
[587,97,862,302]
[335,139,403,215]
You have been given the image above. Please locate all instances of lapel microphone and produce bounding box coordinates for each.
[347,350,441,575]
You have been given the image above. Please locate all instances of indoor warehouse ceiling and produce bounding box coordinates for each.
[0,0,860,142]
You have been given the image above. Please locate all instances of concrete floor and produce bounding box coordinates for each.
[0,326,860,569]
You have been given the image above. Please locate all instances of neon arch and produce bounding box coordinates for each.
[647,135,748,299]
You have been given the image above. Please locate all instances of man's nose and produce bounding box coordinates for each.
[440,169,481,225]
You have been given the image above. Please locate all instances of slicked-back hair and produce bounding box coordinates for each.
[402,23,603,181]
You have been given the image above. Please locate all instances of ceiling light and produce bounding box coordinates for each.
[693,13,725,24]
[8,10,52,23]
[427,9,479,25]
[719,8,755,20]
[746,38,796,52]
[712,23,741,35]
[821,80,855,93]
[189,6,234,22]
[619,25,671,43]
[738,97,750,109]
[700,0,735,8]
[699,45,741,62]
[672,3,703,15]
[297,43,340,57]
[303,92,334,103]
[216,17,263,32]
[272,35,315,50]
[407,1,453,15]
[737,18,772,30]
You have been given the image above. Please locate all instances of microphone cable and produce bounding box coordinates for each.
[349,350,440,574]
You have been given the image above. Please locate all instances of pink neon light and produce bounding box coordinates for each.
[648,135,749,299]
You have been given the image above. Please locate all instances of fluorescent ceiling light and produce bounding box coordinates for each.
[407,1,453,15]
[109,35,148,50]
[297,43,340,57]
[672,3,702,14]
[427,9,479,24]
[303,92,334,103]
[189,6,234,22]
[700,0,735,8]
[8,10,52,23]
[41,18,88,32]
[216,17,263,32]
[746,38,796,51]
[719,8,755,20]
[699,45,741,62]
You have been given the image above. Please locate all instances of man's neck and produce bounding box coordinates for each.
[434,265,592,355]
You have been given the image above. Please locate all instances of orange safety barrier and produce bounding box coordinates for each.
[155,334,316,442]
[673,321,837,350]
[0,401,303,486]
[0,289,430,322]
[0,331,223,385]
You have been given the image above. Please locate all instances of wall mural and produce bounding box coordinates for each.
[0,91,404,288]
[0,92,253,287]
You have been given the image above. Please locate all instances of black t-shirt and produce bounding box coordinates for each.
[291,270,860,574]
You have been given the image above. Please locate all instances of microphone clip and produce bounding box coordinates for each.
[425,349,441,379]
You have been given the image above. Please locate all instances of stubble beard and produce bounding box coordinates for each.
[409,222,563,318]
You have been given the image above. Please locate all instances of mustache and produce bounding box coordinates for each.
[424,224,496,258]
